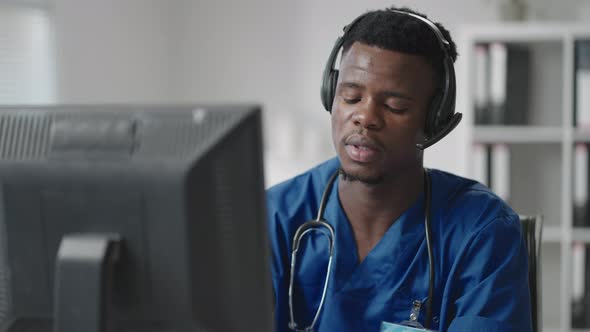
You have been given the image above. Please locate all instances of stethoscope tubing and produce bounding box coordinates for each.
[288,169,434,331]
[423,169,434,328]
[288,171,338,332]
[288,227,334,332]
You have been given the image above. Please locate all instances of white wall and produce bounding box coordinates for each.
[50,0,588,186]
[53,0,182,104]
[0,2,55,104]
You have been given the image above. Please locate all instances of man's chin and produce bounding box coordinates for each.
[338,167,384,185]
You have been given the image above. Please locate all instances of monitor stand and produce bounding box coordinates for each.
[53,234,122,332]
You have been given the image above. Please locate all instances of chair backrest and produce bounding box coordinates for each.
[520,215,543,332]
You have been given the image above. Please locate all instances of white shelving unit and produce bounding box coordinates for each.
[473,126,563,143]
[458,23,590,332]
[544,226,564,243]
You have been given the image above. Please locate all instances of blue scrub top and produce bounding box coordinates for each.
[266,158,532,332]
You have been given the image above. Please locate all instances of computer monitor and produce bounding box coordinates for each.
[0,105,273,332]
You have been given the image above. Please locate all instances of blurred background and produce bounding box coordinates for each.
[1,0,588,186]
[3,1,590,331]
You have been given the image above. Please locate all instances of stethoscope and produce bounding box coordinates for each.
[288,169,435,332]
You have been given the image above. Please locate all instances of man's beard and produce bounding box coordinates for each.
[338,167,384,185]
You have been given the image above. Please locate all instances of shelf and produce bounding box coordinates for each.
[473,126,562,144]
[544,226,563,243]
[574,128,590,142]
[460,23,590,332]
[572,227,590,243]
[462,23,565,42]
[543,227,590,243]
[461,23,590,43]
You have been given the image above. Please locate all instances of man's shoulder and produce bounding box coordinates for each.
[429,169,519,233]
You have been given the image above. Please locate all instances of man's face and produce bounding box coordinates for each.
[331,42,437,184]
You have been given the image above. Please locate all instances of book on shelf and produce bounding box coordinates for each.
[572,178,590,328]
[472,143,491,187]
[585,245,590,329]
[473,42,530,125]
[472,143,509,201]
[575,40,590,128]
[503,45,530,125]
[574,143,589,227]
[572,241,587,328]
[572,241,590,328]
[488,42,507,124]
[490,144,510,203]
[474,44,489,125]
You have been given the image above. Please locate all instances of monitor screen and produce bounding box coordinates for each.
[0,105,273,332]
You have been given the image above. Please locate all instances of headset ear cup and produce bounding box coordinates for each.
[327,70,339,112]
[442,58,457,121]
[425,93,443,137]
[321,70,333,112]
[426,58,457,138]
[321,35,345,112]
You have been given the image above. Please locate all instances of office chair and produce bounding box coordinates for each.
[520,215,543,332]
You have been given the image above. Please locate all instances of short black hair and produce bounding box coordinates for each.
[342,6,458,79]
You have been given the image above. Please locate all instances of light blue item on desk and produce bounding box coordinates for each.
[381,301,437,332]
[380,321,436,332]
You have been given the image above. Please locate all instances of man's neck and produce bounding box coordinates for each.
[338,166,425,262]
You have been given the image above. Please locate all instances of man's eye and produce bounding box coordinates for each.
[385,105,407,114]
[343,97,360,104]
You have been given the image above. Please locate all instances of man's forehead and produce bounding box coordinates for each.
[340,42,431,76]
[338,42,437,97]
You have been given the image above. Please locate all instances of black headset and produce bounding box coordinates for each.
[320,9,462,150]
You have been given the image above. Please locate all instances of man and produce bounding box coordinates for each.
[266,6,532,332]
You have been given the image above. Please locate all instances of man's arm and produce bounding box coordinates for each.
[447,214,533,332]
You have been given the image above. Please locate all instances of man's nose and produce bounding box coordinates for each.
[352,99,384,129]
